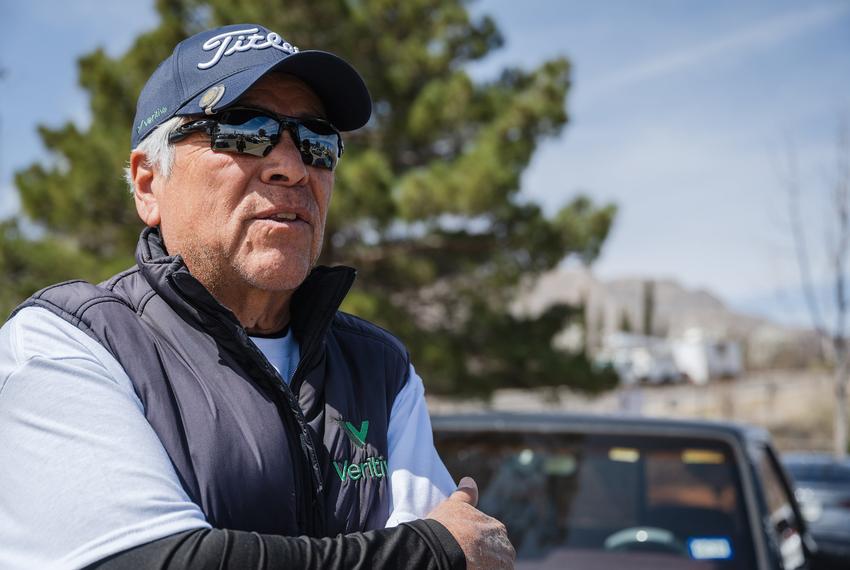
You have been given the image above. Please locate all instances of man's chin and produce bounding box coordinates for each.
[238,262,312,293]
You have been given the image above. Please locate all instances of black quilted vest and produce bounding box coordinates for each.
[12,227,410,538]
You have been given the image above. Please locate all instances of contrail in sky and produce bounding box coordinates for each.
[584,3,849,98]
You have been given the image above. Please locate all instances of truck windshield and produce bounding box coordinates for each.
[436,431,757,569]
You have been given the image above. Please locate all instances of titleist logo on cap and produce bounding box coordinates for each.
[198,27,300,70]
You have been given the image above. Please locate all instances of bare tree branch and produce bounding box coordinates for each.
[784,139,828,337]
[782,118,850,458]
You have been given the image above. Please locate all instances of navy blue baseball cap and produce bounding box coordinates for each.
[131,23,372,148]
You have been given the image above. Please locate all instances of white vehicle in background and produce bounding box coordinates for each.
[597,333,681,386]
[672,329,743,385]
[628,346,681,385]
[597,330,742,386]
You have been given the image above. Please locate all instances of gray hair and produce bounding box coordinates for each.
[124,116,189,194]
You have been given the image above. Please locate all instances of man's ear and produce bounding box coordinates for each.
[130,150,161,227]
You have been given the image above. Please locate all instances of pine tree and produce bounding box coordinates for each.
[642,280,655,336]
[619,310,634,334]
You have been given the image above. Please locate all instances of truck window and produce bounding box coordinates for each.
[435,431,757,568]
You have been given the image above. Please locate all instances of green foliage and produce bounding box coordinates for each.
[5,0,618,396]
[0,221,131,316]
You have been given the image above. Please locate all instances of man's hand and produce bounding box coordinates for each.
[426,477,516,569]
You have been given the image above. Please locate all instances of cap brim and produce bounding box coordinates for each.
[178,50,371,132]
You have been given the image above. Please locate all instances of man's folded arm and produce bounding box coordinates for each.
[0,309,465,570]
[85,520,465,570]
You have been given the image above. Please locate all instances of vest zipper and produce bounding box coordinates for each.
[237,328,326,536]
[259,268,354,534]
[288,267,356,397]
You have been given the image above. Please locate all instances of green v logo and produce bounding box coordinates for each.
[340,419,369,448]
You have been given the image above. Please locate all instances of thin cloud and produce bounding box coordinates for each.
[584,3,849,98]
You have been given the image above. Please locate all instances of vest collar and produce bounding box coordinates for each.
[135,226,356,356]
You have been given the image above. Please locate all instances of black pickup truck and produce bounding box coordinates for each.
[432,412,847,570]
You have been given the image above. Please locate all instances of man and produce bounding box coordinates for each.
[0,23,514,569]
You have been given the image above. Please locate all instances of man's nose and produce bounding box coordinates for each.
[259,130,308,185]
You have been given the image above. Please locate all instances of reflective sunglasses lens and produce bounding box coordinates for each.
[211,137,272,157]
[214,112,279,157]
[296,124,339,169]
[205,109,341,169]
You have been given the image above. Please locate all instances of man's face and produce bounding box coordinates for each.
[148,73,334,297]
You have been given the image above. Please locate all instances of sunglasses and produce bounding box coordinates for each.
[168,107,344,170]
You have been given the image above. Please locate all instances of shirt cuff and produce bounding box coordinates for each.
[402,519,466,570]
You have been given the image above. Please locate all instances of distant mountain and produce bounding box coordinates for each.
[515,268,822,369]
[729,283,833,330]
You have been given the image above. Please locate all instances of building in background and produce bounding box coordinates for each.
[596,328,742,386]
[516,268,824,374]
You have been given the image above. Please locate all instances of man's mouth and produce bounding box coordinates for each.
[252,206,313,231]
[254,208,309,223]
[263,212,298,222]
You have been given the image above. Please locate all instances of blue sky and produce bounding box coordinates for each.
[2,1,849,327]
